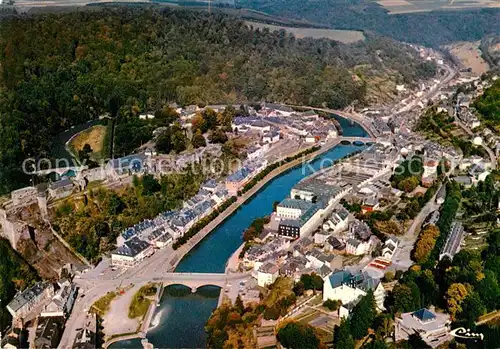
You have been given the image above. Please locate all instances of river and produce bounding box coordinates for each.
[111,115,367,348]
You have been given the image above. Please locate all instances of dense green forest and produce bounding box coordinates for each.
[0,7,435,195]
[474,79,500,123]
[0,238,39,331]
[238,0,500,47]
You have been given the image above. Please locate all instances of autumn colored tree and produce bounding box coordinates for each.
[446,283,470,320]
[411,224,440,264]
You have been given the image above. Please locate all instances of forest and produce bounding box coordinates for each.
[0,7,436,194]
[474,79,500,123]
[238,0,500,47]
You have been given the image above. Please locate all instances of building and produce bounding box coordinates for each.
[262,131,280,144]
[439,221,465,260]
[41,281,78,318]
[345,238,371,256]
[382,236,399,259]
[277,219,300,239]
[7,282,54,319]
[11,186,38,206]
[257,262,279,287]
[395,308,451,348]
[435,185,446,205]
[106,154,145,179]
[322,209,349,233]
[34,316,64,349]
[225,167,252,195]
[111,236,154,267]
[48,179,74,200]
[322,270,386,317]
[276,199,313,219]
[72,313,97,349]
[305,133,317,143]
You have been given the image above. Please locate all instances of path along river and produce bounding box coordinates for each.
[111,115,368,348]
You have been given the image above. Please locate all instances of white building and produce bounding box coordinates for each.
[257,262,280,287]
[276,198,314,219]
[382,236,399,260]
[262,131,280,144]
[323,270,386,317]
[395,309,451,348]
[41,281,78,318]
[111,237,154,268]
[345,238,371,255]
[7,282,54,319]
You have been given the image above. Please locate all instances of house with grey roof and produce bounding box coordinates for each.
[111,236,154,268]
[7,282,54,319]
[41,280,78,318]
[323,270,386,316]
[48,179,74,200]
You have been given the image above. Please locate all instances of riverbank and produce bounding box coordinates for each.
[166,138,343,272]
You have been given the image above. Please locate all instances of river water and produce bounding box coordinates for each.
[111,115,367,348]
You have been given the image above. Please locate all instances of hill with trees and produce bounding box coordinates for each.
[0,7,435,194]
[0,238,39,331]
[238,0,500,47]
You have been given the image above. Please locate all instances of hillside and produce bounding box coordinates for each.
[237,0,500,47]
[0,7,435,194]
[0,238,39,331]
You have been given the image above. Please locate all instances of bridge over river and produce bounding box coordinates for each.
[77,272,250,293]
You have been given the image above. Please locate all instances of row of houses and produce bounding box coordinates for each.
[111,181,230,267]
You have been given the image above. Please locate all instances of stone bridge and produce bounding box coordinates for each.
[151,272,249,292]
[337,136,377,145]
[92,272,251,293]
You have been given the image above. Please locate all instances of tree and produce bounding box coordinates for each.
[477,270,500,311]
[363,340,389,349]
[457,292,486,327]
[392,282,420,313]
[300,273,323,291]
[218,105,236,127]
[191,131,206,148]
[350,290,376,339]
[383,271,395,282]
[333,319,354,349]
[373,314,393,340]
[406,333,431,349]
[277,322,320,349]
[234,295,244,315]
[141,174,160,195]
[263,306,280,320]
[209,129,228,144]
[293,281,305,296]
[156,129,172,154]
[323,299,341,311]
[446,283,470,321]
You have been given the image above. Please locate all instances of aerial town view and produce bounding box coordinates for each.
[0,1,499,349]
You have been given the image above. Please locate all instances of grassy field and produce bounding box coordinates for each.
[245,21,365,43]
[91,292,118,317]
[128,284,158,319]
[377,0,500,14]
[69,124,107,160]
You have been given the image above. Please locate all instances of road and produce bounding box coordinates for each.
[391,183,442,270]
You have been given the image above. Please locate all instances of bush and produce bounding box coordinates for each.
[323,299,342,311]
